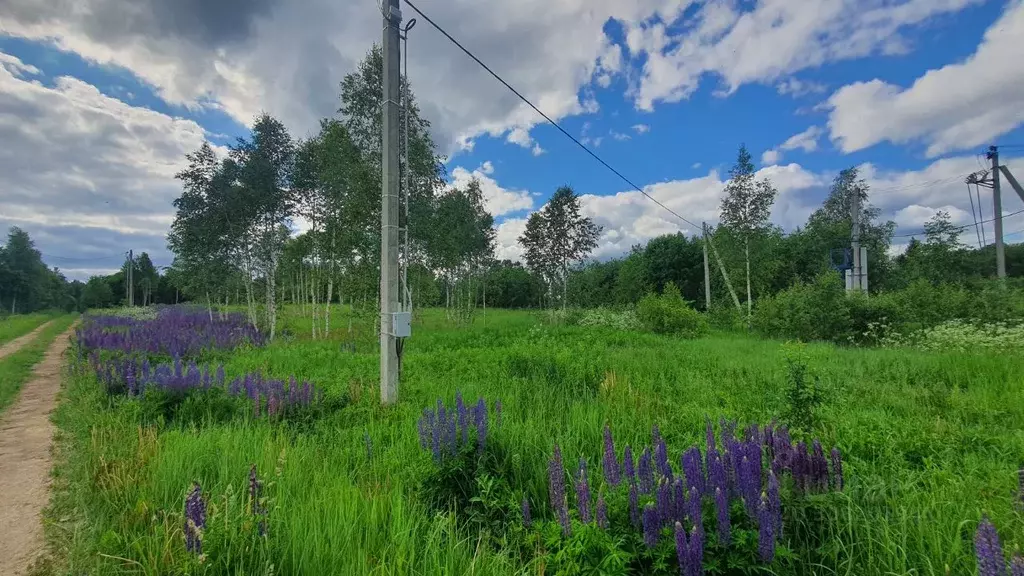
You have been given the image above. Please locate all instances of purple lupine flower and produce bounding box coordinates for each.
[655,436,672,482]
[549,445,570,537]
[714,486,730,547]
[623,445,636,485]
[1010,554,1023,576]
[184,482,206,555]
[831,447,844,491]
[737,455,758,517]
[656,479,672,527]
[767,470,782,538]
[792,441,809,492]
[642,504,660,548]
[763,422,775,464]
[757,492,776,562]
[629,481,640,528]
[597,494,609,529]
[475,398,488,455]
[521,497,531,528]
[688,523,705,576]
[456,392,469,444]
[603,424,620,487]
[675,522,690,576]
[673,478,686,523]
[249,465,262,516]
[812,440,828,491]
[707,449,727,493]
[975,516,1006,576]
[652,423,663,449]
[576,459,592,523]
[639,448,654,494]
[687,486,702,533]
[682,447,705,498]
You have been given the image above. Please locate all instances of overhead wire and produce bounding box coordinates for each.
[889,208,1024,239]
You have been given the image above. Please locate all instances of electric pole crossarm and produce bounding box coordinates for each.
[998,165,1024,204]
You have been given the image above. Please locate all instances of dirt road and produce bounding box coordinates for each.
[0,321,54,361]
[0,323,76,576]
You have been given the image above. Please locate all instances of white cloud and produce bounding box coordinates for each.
[762,126,823,165]
[506,126,546,156]
[610,130,631,141]
[0,52,39,77]
[629,0,979,111]
[0,54,212,279]
[776,77,828,97]
[449,163,534,217]
[827,0,1024,157]
[632,123,650,134]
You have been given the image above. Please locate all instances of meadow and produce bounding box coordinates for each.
[0,314,78,413]
[0,312,55,346]
[39,305,1024,575]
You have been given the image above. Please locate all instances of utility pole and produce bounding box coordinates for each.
[850,191,862,291]
[702,222,711,310]
[380,0,402,405]
[127,249,134,307]
[989,145,1006,278]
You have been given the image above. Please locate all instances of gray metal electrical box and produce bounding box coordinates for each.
[392,311,411,338]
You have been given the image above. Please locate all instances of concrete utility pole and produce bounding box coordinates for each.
[702,222,711,310]
[850,191,862,291]
[380,0,402,405]
[989,145,1006,279]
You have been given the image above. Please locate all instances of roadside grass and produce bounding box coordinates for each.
[0,314,78,414]
[0,313,55,347]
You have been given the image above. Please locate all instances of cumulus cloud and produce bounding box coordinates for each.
[632,123,650,134]
[776,77,828,97]
[0,51,212,279]
[449,163,534,217]
[761,126,823,165]
[628,0,979,111]
[827,0,1024,157]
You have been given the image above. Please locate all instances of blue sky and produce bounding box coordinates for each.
[2,0,1024,278]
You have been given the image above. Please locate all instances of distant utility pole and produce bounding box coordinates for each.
[989,145,1006,279]
[702,222,711,310]
[380,0,402,405]
[849,192,863,292]
[126,249,134,307]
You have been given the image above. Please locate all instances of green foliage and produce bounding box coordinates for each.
[636,282,710,338]
[575,308,641,331]
[883,319,1024,353]
[781,342,824,433]
[752,271,851,343]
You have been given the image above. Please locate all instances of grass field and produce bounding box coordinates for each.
[0,314,78,414]
[41,306,1024,575]
[0,313,55,346]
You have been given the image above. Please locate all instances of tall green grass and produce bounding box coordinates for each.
[0,313,55,347]
[0,314,78,413]
[41,307,1024,575]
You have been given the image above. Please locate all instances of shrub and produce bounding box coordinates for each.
[635,282,709,338]
[576,308,642,331]
[883,319,1024,353]
[707,302,745,332]
[752,271,851,343]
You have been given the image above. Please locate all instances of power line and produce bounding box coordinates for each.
[890,208,1024,239]
[402,0,702,231]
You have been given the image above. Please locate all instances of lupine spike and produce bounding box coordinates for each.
[629,482,640,528]
[549,445,570,536]
[656,479,672,527]
[975,516,1006,576]
[623,445,636,484]
[688,524,705,576]
[642,504,660,548]
[576,458,592,523]
[714,486,730,547]
[603,424,620,487]
[596,494,609,529]
[757,492,776,562]
[639,448,654,494]
[831,447,844,491]
[675,521,690,575]
[1010,554,1023,576]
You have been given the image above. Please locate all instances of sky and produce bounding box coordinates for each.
[2,0,1024,281]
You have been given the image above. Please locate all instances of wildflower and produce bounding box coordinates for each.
[767,469,782,538]
[549,445,570,536]
[757,492,775,562]
[597,494,609,529]
[812,440,828,491]
[184,482,206,555]
[675,522,690,575]
[603,424,620,487]
[629,481,640,528]
[456,392,468,444]
[577,459,592,523]
[622,445,636,485]
[655,435,672,481]
[673,478,686,523]
[682,447,705,498]
[688,523,705,576]
[1010,554,1023,576]
[707,449,727,493]
[639,448,654,494]
[687,486,702,533]
[657,479,672,527]
[642,504,660,548]
[521,497,531,528]
[975,516,1006,576]
[831,447,844,491]
[714,486,730,547]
